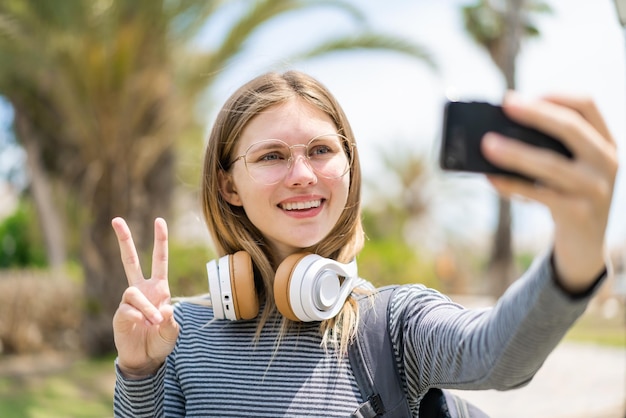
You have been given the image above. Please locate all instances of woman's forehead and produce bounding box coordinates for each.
[237,99,337,149]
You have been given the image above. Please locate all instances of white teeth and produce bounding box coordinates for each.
[281,200,322,211]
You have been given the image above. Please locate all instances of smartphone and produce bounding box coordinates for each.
[439,101,573,179]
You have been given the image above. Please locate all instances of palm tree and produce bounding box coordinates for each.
[461,0,550,298]
[0,0,433,355]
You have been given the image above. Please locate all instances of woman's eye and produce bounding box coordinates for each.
[257,151,287,163]
[311,146,330,155]
[309,143,337,158]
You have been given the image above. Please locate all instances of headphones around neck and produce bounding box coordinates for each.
[206,252,359,322]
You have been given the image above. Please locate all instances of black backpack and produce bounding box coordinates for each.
[348,286,490,418]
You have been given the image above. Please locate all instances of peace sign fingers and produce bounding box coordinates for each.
[112,217,178,377]
[112,217,145,287]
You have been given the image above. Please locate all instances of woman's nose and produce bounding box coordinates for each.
[285,154,317,185]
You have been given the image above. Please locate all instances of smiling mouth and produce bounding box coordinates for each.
[280,199,323,211]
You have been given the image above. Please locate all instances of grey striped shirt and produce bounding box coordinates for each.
[114,254,599,417]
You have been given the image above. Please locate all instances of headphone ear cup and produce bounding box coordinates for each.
[274,253,309,322]
[229,251,259,320]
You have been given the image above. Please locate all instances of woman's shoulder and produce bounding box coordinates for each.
[389,283,449,300]
[385,283,462,315]
[353,283,461,324]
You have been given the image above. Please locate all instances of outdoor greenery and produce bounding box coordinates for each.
[167,242,216,298]
[565,312,626,348]
[0,202,46,268]
[0,355,115,418]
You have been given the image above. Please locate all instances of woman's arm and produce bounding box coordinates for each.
[389,252,606,404]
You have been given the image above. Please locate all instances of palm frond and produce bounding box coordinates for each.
[204,0,369,75]
[524,1,552,14]
[163,0,227,42]
[285,32,435,69]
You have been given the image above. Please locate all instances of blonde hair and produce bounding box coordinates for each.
[201,71,365,356]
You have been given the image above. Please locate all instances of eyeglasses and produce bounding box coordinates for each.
[230,133,355,185]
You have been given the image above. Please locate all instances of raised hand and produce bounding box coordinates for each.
[111,217,179,378]
[482,92,618,292]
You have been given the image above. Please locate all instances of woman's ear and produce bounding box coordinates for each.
[218,170,243,207]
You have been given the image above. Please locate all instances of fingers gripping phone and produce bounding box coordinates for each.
[439,101,573,180]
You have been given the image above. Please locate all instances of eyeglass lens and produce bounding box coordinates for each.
[242,134,352,185]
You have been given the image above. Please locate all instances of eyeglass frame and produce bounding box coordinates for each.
[228,133,356,185]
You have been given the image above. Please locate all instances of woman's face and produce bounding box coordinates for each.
[219,98,350,262]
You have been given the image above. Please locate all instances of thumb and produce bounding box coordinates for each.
[158,304,179,343]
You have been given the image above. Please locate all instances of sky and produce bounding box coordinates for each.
[199,0,626,252]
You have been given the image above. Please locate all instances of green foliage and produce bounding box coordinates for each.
[361,207,405,241]
[515,251,535,273]
[0,202,46,268]
[359,145,442,291]
[565,308,626,348]
[358,237,441,290]
[168,241,215,298]
[462,0,550,46]
[0,355,115,418]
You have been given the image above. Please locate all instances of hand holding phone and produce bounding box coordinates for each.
[439,101,573,180]
[439,93,618,293]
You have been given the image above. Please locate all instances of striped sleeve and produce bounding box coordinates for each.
[388,253,604,413]
[113,360,166,418]
[164,304,186,416]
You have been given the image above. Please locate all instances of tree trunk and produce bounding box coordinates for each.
[487,0,524,298]
[14,113,66,270]
[488,197,514,297]
[80,147,174,356]
[80,216,127,355]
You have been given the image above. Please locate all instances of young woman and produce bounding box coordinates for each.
[111,71,617,417]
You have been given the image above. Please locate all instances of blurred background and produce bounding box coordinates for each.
[0,0,624,417]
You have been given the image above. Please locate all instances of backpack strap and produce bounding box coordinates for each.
[349,286,411,418]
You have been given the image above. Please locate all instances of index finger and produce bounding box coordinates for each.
[151,217,169,281]
[111,217,145,286]
[501,92,613,167]
[543,94,616,147]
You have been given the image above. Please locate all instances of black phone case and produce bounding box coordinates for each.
[440,101,572,179]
